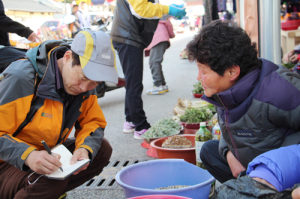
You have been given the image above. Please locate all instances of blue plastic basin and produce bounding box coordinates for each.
[115,159,215,199]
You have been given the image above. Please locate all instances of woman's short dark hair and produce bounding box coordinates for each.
[186,20,259,78]
[71,50,80,66]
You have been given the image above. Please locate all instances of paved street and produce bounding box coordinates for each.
[67,32,199,199]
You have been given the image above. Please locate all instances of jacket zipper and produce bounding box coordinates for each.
[215,94,240,162]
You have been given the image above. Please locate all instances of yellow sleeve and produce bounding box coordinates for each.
[127,0,169,19]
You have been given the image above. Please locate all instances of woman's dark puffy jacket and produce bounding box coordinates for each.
[202,58,300,168]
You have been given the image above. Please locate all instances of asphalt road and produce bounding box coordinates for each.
[67,31,200,199]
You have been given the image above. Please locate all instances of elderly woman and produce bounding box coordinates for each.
[186,20,300,185]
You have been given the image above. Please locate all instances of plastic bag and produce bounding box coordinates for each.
[211,176,300,199]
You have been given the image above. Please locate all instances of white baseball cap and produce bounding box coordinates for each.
[71,30,118,84]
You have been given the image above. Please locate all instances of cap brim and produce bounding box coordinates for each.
[80,56,118,84]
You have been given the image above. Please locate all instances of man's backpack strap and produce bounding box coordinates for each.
[25,45,44,78]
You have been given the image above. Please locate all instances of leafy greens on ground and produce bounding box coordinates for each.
[142,118,182,139]
[180,107,213,124]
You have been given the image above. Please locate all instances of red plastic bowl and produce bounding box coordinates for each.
[281,19,300,30]
[192,93,203,98]
[129,195,191,199]
[183,128,198,134]
[180,122,200,129]
[150,134,196,165]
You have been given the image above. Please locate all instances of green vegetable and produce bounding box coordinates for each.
[207,103,216,115]
[192,82,204,94]
[283,63,295,69]
[180,107,213,124]
[142,118,181,139]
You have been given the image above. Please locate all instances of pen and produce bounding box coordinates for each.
[41,140,63,172]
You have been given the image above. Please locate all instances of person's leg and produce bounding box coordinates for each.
[0,138,112,199]
[113,41,131,123]
[113,41,150,131]
[200,140,235,183]
[0,160,69,199]
[149,42,168,87]
[113,42,135,133]
[160,42,169,86]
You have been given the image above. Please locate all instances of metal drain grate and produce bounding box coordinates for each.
[76,158,149,190]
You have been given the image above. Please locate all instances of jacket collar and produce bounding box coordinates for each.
[36,46,68,101]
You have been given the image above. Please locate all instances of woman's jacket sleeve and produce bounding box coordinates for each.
[247,145,300,191]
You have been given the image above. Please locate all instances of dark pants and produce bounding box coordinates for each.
[0,138,112,199]
[113,41,151,131]
[200,140,235,183]
[149,41,169,87]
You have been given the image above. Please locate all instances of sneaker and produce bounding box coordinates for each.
[146,86,164,95]
[123,122,135,134]
[134,129,148,139]
[162,85,169,92]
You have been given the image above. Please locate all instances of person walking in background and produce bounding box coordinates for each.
[202,0,219,26]
[145,15,175,95]
[74,1,91,30]
[189,15,196,32]
[72,4,79,15]
[111,0,186,139]
[0,0,41,46]
[70,4,79,38]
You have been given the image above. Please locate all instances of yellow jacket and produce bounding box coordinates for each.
[111,0,169,49]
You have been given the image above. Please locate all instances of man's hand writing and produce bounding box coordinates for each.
[71,148,90,175]
[226,151,246,178]
[25,150,62,174]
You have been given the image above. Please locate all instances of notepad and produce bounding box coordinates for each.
[44,144,90,180]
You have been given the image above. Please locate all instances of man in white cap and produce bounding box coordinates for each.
[0,30,117,198]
